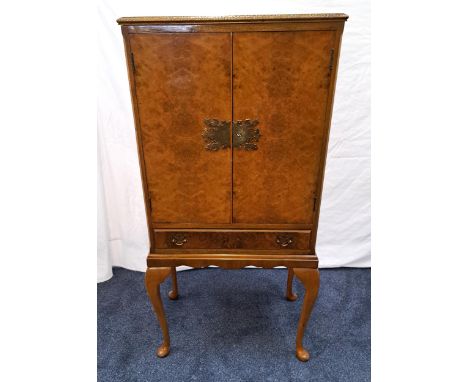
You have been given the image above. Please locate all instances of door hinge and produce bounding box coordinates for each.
[313,196,318,212]
[130,52,136,72]
[148,195,152,211]
[328,49,335,72]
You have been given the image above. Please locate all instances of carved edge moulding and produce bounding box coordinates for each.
[117,14,349,25]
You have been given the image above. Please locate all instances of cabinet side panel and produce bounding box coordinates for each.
[130,33,232,224]
[233,31,335,224]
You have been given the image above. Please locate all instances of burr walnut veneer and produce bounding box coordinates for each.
[118,14,347,362]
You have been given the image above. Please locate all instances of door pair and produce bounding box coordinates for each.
[129,30,335,225]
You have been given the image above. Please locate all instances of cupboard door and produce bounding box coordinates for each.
[130,33,232,224]
[232,31,335,224]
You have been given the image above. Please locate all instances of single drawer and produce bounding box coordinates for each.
[153,230,311,250]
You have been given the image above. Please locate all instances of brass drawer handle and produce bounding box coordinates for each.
[171,234,187,246]
[276,234,294,247]
[233,119,261,150]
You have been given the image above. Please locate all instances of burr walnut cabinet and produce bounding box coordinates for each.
[118,14,348,362]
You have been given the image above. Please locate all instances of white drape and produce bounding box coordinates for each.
[97,0,370,282]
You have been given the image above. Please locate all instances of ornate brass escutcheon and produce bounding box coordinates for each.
[171,233,187,247]
[276,234,294,248]
[202,119,230,151]
[202,118,261,151]
[233,119,261,150]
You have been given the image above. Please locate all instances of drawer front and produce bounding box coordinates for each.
[154,230,310,250]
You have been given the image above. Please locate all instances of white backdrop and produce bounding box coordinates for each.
[97,0,370,282]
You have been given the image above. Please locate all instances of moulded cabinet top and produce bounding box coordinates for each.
[116,14,349,25]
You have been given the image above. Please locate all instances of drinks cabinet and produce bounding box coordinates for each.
[117,13,348,361]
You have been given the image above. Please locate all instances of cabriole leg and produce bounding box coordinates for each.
[286,268,298,301]
[293,268,320,362]
[145,267,172,358]
[168,266,179,300]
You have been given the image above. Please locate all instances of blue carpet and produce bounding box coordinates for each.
[98,267,370,381]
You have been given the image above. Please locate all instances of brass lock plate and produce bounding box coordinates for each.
[202,118,261,151]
